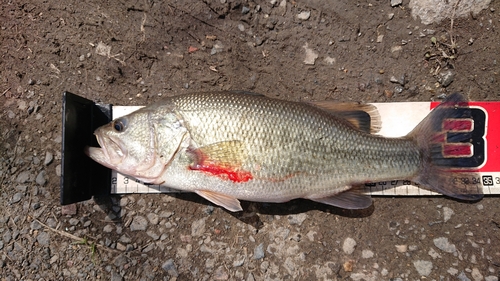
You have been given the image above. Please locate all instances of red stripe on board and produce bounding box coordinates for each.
[442,119,473,131]
[443,144,473,157]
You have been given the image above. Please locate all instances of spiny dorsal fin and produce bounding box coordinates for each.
[310,101,382,134]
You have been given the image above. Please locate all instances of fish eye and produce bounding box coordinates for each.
[113,118,128,132]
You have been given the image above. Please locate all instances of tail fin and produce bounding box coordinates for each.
[408,93,483,201]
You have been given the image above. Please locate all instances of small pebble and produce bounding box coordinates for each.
[303,43,318,65]
[130,216,148,231]
[103,225,114,233]
[214,266,229,280]
[191,218,206,237]
[395,245,407,253]
[146,230,160,240]
[162,259,178,277]
[458,271,472,281]
[37,231,50,246]
[35,171,47,186]
[32,202,41,210]
[443,207,454,222]
[116,243,126,251]
[413,260,433,276]
[44,151,53,166]
[146,213,159,225]
[391,0,402,7]
[110,271,123,281]
[253,243,265,260]
[69,218,79,226]
[3,231,11,243]
[113,254,128,267]
[439,70,455,87]
[306,230,317,242]
[61,204,77,215]
[118,235,132,244]
[206,258,215,269]
[211,42,224,55]
[343,260,354,272]
[233,254,246,267]
[433,237,456,253]
[342,237,357,254]
[297,11,311,21]
[11,193,23,204]
[362,249,374,258]
[46,218,57,228]
[30,220,42,230]
[287,213,307,225]
[16,171,31,183]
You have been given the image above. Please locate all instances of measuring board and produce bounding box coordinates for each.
[108,101,500,197]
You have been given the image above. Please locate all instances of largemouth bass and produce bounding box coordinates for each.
[86,91,483,212]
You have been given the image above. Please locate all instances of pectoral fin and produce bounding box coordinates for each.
[189,141,254,183]
[308,189,372,209]
[191,140,247,167]
[195,190,243,212]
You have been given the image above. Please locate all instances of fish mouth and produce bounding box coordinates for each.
[85,129,127,169]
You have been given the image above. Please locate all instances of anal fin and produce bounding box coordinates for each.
[195,190,243,212]
[308,189,372,210]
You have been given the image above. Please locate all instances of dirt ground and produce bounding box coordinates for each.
[1,0,499,280]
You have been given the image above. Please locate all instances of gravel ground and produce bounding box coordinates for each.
[1,0,500,280]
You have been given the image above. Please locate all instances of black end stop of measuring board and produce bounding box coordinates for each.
[61,92,112,205]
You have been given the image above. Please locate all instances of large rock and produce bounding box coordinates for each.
[409,0,491,25]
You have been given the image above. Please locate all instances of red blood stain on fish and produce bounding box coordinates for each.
[190,164,253,182]
[187,145,254,183]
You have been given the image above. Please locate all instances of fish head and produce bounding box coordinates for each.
[86,108,187,182]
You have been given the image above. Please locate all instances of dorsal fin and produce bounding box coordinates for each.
[310,101,382,134]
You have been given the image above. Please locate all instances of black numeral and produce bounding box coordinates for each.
[482,175,493,186]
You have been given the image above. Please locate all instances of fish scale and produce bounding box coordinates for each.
[171,92,419,179]
[87,91,483,212]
